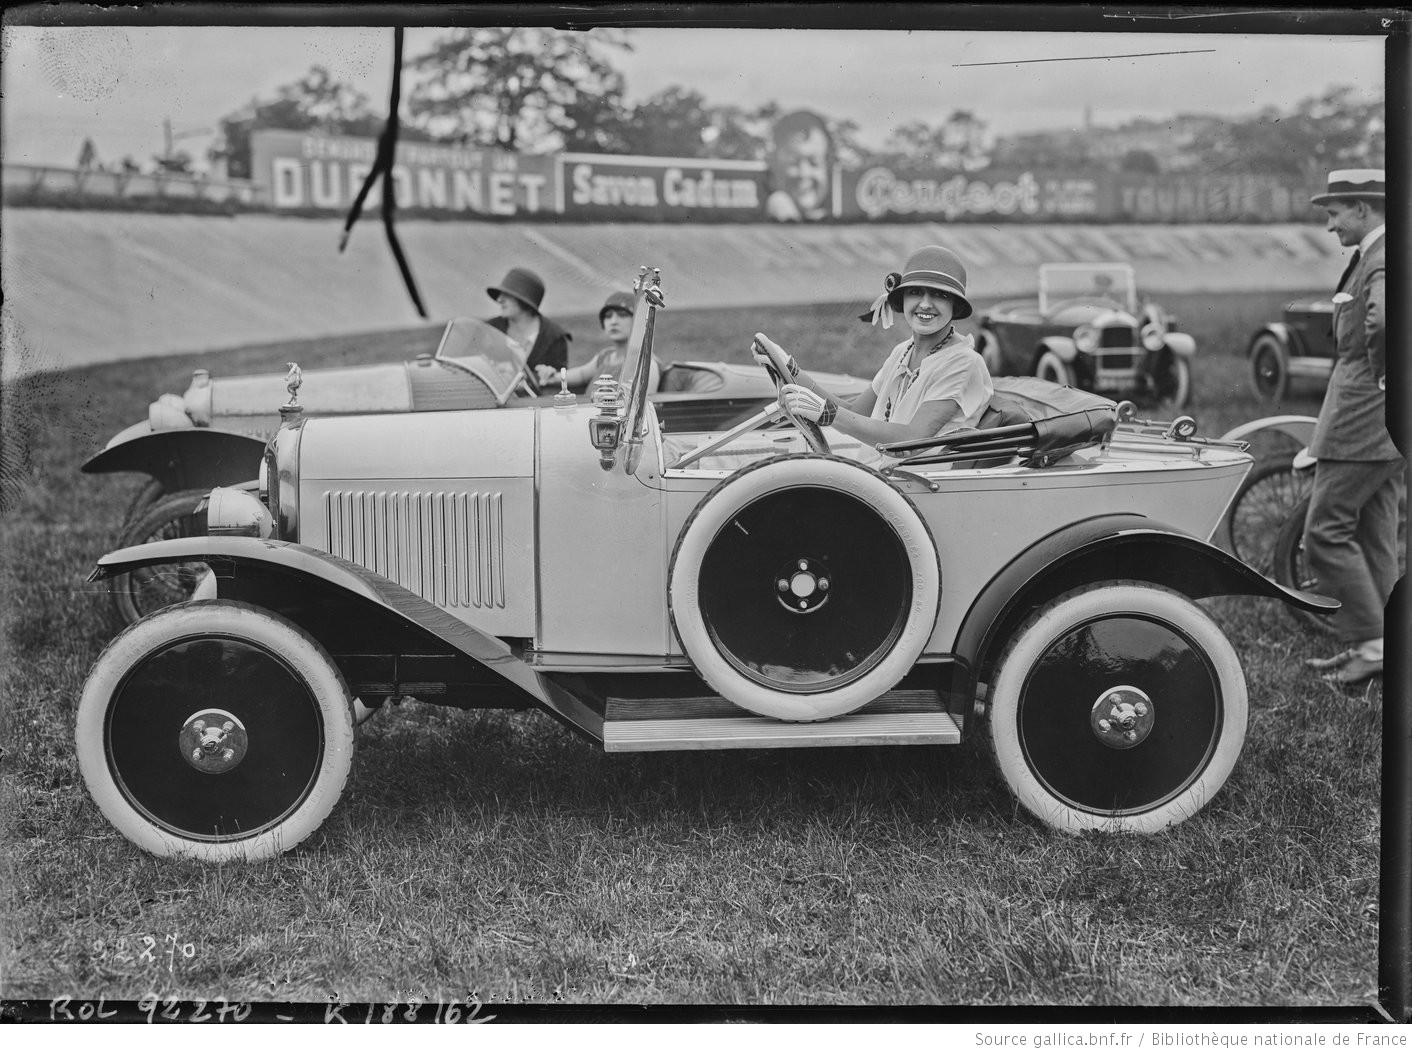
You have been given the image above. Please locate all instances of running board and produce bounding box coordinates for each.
[603,710,961,752]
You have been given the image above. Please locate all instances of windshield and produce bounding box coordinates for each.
[433,317,530,405]
[1039,263,1137,314]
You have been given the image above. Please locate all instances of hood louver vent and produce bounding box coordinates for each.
[323,490,506,609]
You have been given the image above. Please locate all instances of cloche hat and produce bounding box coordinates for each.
[487,267,546,313]
[864,245,973,328]
[1311,168,1385,206]
[598,290,635,322]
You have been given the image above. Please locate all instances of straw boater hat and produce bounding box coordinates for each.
[1310,168,1385,206]
[863,245,973,328]
[486,267,546,313]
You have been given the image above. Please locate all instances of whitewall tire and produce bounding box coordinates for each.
[669,454,941,721]
[988,582,1247,833]
[76,600,355,862]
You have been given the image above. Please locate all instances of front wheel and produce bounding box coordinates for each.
[988,582,1247,833]
[1151,353,1191,410]
[1248,334,1290,404]
[1034,350,1075,388]
[76,601,356,861]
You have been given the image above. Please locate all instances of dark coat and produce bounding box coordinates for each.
[486,314,572,373]
[1310,231,1395,461]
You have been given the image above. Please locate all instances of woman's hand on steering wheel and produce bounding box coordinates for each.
[752,333,829,454]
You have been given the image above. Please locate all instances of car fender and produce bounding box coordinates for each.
[88,535,602,738]
[1247,322,1296,357]
[951,513,1337,719]
[1218,414,1318,447]
[1036,336,1078,364]
[1163,331,1197,358]
[81,424,266,493]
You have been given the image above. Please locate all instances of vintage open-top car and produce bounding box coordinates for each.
[76,267,1334,862]
[975,263,1195,409]
[83,315,866,623]
[1245,296,1336,404]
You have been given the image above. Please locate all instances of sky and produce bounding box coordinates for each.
[0,19,1386,173]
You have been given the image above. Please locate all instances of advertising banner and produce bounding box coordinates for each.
[249,129,557,216]
[557,153,766,221]
[1111,174,1312,222]
[840,167,1109,222]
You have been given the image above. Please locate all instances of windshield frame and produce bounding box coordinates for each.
[432,317,532,406]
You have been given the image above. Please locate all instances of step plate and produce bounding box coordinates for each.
[603,710,962,752]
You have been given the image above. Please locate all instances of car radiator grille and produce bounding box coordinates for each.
[1099,327,1137,349]
[322,490,506,609]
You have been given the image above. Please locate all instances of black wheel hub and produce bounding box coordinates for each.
[696,486,913,692]
[1017,614,1220,815]
[106,636,324,841]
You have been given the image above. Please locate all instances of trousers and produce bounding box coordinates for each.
[1302,457,1406,643]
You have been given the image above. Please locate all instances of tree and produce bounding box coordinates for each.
[213,65,389,179]
[1120,149,1162,174]
[405,27,632,152]
[876,111,992,171]
[1187,86,1384,179]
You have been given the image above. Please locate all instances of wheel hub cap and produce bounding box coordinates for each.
[776,557,830,613]
[179,708,249,774]
[1089,686,1154,749]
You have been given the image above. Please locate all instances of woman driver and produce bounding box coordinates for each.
[752,245,993,466]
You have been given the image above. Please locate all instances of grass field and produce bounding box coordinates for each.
[0,289,1384,1010]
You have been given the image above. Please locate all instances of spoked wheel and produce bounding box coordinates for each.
[1223,459,1314,571]
[1270,496,1336,635]
[76,601,355,861]
[1034,351,1075,388]
[1150,352,1192,410]
[109,488,214,625]
[123,478,166,524]
[1248,334,1290,404]
[989,582,1247,833]
[670,454,940,721]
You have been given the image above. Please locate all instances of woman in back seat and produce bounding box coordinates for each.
[752,245,992,466]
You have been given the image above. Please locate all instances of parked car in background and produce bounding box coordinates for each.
[83,316,867,623]
[77,267,1334,863]
[975,263,1196,409]
[1245,296,1336,404]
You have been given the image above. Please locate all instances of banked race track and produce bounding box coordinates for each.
[1,207,1343,379]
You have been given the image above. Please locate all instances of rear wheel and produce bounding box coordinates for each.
[988,582,1247,833]
[1034,351,1075,388]
[109,488,213,626]
[669,454,940,721]
[1223,459,1314,572]
[76,601,355,862]
[123,478,166,524]
[1249,334,1290,404]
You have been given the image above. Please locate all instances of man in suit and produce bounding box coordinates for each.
[1303,168,1402,685]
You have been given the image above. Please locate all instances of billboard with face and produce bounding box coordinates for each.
[766,110,837,222]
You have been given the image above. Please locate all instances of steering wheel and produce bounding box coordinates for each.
[753,338,830,455]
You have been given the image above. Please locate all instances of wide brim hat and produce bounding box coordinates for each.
[598,290,635,323]
[886,244,973,320]
[487,267,546,313]
[1311,168,1385,206]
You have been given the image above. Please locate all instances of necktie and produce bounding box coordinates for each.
[1336,249,1361,292]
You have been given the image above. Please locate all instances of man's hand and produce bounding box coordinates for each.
[751,333,798,378]
[781,384,837,426]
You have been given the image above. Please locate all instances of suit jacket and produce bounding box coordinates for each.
[485,314,571,373]
[1310,230,1396,461]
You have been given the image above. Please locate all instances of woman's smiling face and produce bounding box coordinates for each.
[902,286,955,337]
